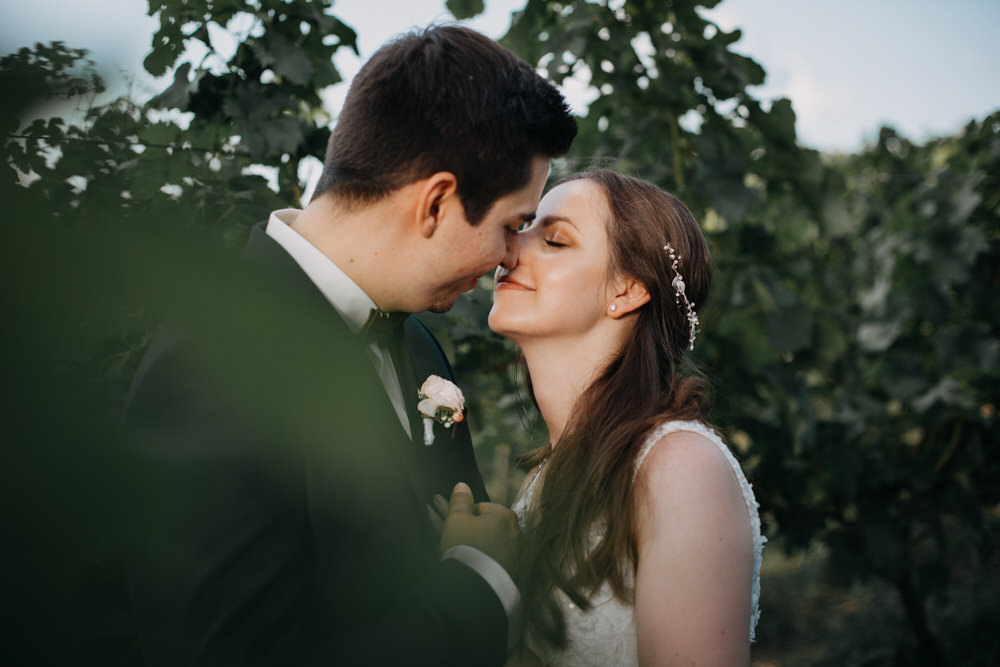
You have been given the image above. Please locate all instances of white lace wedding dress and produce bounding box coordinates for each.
[511,420,765,667]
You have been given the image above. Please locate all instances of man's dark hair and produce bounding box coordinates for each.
[313,25,577,223]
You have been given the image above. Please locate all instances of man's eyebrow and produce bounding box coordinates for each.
[519,212,537,223]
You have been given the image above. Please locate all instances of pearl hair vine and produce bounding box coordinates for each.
[664,243,700,350]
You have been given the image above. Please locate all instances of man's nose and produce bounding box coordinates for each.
[500,233,519,270]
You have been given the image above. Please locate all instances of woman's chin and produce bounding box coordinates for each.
[487,309,524,340]
[487,309,508,337]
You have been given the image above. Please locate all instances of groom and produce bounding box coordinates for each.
[124,25,576,667]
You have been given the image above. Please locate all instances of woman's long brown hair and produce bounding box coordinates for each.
[515,169,714,649]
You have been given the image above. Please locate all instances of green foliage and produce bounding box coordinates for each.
[0,43,105,181]
[4,1,999,663]
[144,0,357,203]
[1,2,362,431]
[447,0,487,20]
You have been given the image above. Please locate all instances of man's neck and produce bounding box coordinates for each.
[292,193,414,311]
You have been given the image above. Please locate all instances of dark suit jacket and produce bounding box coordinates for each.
[123,223,504,666]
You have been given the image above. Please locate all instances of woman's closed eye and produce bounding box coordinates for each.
[544,230,571,247]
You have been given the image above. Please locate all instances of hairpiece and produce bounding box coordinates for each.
[664,243,699,350]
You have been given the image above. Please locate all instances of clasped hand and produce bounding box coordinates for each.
[429,482,520,572]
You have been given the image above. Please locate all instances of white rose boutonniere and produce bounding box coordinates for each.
[417,375,465,446]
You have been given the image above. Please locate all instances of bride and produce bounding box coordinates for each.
[489,169,764,666]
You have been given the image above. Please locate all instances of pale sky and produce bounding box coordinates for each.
[2,0,998,153]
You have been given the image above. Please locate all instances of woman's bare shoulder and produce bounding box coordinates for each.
[634,428,750,542]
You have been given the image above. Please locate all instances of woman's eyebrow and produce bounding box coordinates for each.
[538,214,578,230]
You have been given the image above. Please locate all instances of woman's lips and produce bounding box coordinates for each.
[495,276,532,290]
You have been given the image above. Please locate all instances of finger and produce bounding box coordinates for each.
[475,502,507,515]
[448,482,475,516]
[432,494,449,519]
[473,504,519,530]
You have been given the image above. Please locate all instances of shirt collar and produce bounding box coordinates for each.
[265,209,376,335]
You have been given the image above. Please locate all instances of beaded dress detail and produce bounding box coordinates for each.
[511,420,765,667]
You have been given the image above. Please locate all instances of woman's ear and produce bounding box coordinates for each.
[415,171,459,238]
[608,277,650,318]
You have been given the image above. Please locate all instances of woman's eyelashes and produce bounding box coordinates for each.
[544,229,572,247]
[518,219,573,247]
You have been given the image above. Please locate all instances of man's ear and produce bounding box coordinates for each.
[608,277,651,318]
[415,172,459,239]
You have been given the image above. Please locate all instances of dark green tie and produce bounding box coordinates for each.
[361,309,420,439]
[361,308,408,347]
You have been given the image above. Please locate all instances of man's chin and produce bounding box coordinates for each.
[428,279,481,313]
[427,297,459,314]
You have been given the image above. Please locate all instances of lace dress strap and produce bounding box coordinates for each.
[634,420,766,641]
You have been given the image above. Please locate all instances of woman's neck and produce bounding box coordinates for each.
[518,325,627,445]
